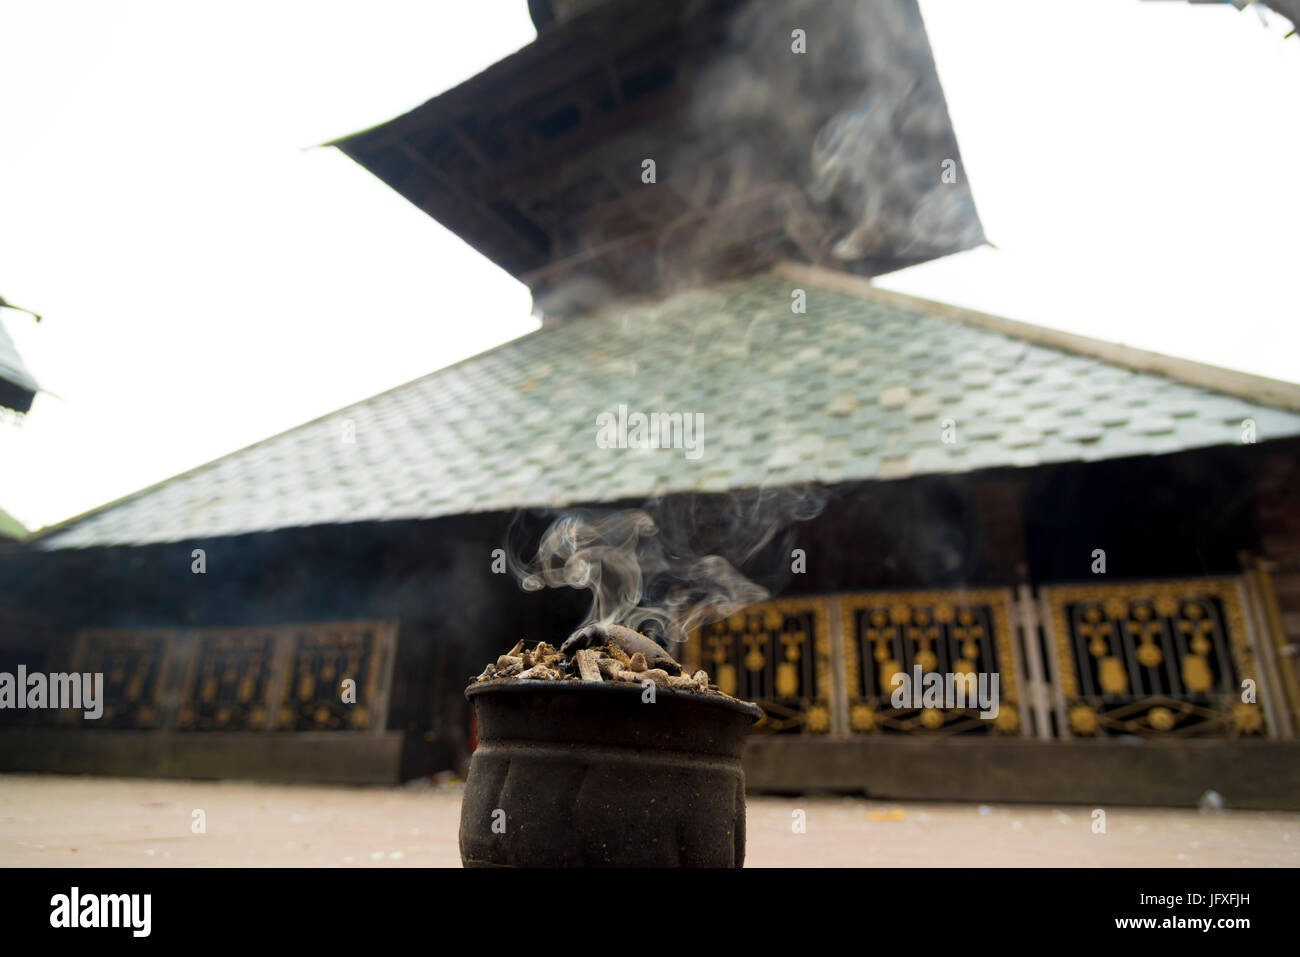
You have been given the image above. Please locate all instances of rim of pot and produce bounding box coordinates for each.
[465,678,765,723]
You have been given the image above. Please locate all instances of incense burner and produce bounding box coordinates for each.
[459,679,762,867]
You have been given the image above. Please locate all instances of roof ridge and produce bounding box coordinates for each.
[774,261,1300,413]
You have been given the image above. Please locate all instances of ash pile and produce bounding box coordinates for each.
[470,623,718,695]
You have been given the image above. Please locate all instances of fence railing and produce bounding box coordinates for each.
[688,574,1293,740]
[60,620,397,733]
[45,571,1299,741]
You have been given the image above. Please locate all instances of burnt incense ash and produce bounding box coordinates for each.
[469,626,718,696]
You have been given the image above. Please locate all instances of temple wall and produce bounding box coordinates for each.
[1,439,1297,803]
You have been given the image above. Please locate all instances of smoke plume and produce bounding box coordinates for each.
[680,0,984,265]
[509,485,825,650]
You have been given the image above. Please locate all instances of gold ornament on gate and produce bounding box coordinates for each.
[776,662,799,697]
[1181,654,1213,693]
[1098,656,1128,694]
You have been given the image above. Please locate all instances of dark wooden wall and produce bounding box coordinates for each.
[1,436,1294,778]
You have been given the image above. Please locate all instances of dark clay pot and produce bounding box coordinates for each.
[459,679,763,867]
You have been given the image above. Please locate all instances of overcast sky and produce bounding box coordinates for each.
[2,0,1297,532]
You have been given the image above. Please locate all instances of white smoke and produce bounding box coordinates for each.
[509,486,825,649]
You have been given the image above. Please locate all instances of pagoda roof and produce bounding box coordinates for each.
[329,0,985,314]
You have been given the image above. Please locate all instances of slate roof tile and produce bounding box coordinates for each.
[34,273,1300,549]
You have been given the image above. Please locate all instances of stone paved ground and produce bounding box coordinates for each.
[1,774,1296,867]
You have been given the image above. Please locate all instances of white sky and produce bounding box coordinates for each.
[1,0,1297,532]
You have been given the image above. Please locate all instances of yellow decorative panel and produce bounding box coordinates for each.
[276,621,392,731]
[175,629,278,731]
[71,629,173,729]
[1043,579,1265,737]
[840,589,1021,735]
[71,619,397,733]
[686,597,832,734]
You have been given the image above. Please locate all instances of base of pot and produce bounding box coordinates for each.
[459,680,760,867]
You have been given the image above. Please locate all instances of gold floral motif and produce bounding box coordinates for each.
[1136,641,1163,668]
[1230,701,1262,734]
[850,703,876,732]
[1103,597,1128,619]
[1069,704,1099,735]
[1147,706,1176,731]
[805,705,830,733]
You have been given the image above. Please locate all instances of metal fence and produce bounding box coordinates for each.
[62,620,397,732]
[687,574,1296,740]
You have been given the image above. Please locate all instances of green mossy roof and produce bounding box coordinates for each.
[35,273,1300,549]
